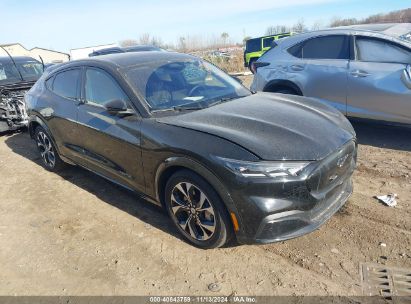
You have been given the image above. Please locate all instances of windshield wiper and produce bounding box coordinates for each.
[207,96,240,107]
[172,103,204,111]
[151,96,242,113]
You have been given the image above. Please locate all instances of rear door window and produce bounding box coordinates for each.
[302,35,349,59]
[51,69,80,100]
[288,35,349,60]
[355,36,411,63]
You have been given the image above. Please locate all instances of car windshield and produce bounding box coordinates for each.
[124,58,250,111]
[0,58,43,85]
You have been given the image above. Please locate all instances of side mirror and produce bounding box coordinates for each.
[401,64,411,89]
[104,99,135,117]
[105,99,127,112]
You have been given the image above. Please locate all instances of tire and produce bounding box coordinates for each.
[248,58,257,73]
[34,126,66,172]
[274,89,297,95]
[164,170,233,249]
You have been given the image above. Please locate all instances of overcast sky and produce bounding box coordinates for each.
[1,0,409,52]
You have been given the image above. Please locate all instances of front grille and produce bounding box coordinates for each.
[307,140,356,195]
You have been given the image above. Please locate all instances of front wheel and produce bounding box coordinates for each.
[164,170,233,249]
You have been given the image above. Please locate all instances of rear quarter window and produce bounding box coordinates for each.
[45,77,54,90]
[51,69,80,100]
[288,42,303,58]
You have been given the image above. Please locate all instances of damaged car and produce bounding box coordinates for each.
[0,54,44,132]
[26,52,357,249]
[251,23,411,125]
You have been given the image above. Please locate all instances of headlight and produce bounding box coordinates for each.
[216,157,310,178]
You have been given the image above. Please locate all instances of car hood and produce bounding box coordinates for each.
[156,92,355,161]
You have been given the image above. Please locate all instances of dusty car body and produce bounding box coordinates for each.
[26,52,357,248]
[0,56,43,132]
[251,23,411,125]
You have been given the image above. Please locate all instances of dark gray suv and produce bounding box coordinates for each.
[26,52,357,248]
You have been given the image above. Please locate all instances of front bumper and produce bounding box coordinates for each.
[230,140,357,244]
[254,178,352,243]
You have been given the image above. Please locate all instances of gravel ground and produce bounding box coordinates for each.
[0,81,410,296]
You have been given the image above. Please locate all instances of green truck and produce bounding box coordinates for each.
[244,32,293,69]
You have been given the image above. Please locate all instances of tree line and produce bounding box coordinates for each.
[119,7,411,51]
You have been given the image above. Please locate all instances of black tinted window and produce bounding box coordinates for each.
[356,37,411,63]
[85,68,129,106]
[302,35,349,59]
[263,37,275,48]
[52,69,80,99]
[246,39,261,52]
[288,42,303,58]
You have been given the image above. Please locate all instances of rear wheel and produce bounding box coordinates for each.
[34,126,65,172]
[164,170,232,249]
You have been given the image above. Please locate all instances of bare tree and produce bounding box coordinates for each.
[221,32,229,46]
[178,37,186,52]
[311,20,323,31]
[119,39,138,47]
[292,18,306,33]
[265,26,277,35]
[150,36,163,47]
[330,17,358,27]
[329,8,411,28]
[243,36,251,45]
[265,25,290,36]
[139,33,151,44]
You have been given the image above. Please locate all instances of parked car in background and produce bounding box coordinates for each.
[89,45,165,57]
[210,50,232,59]
[244,32,293,70]
[0,55,43,132]
[251,23,411,125]
[26,52,356,249]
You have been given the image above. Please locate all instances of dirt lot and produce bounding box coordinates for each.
[0,81,410,296]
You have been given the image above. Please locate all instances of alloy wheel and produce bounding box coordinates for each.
[170,182,216,241]
[36,131,56,168]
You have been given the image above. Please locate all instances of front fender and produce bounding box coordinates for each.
[154,156,246,239]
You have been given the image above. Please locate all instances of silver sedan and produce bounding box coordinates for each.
[251,23,411,125]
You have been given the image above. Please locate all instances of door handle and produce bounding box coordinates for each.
[351,70,370,77]
[290,64,304,71]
